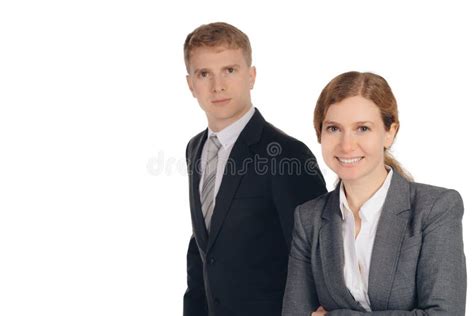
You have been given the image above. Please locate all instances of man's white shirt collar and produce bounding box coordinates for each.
[207,106,255,150]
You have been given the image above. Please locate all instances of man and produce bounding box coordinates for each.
[183,22,327,316]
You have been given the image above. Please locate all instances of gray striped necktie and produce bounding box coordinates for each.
[201,135,222,231]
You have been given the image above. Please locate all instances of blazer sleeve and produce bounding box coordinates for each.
[271,142,327,248]
[183,141,208,316]
[326,190,466,316]
[282,205,319,316]
[183,235,208,316]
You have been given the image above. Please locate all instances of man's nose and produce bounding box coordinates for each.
[211,75,226,93]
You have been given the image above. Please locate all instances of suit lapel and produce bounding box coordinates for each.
[189,129,209,249]
[206,140,249,251]
[368,171,411,310]
[206,109,264,252]
[319,187,365,311]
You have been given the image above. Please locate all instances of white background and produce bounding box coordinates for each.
[1,0,472,315]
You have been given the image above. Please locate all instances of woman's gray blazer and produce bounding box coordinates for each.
[282,171,466,315]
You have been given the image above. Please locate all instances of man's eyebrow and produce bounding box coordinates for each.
[223,64,240,69]
[193,68,208,75]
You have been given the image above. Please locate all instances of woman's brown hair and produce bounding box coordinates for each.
[314,71,412,181]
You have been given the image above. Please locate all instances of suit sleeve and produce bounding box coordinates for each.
[183,141,208,316]
[282,205,319,315]
[183,236,208,316]
[326,190,466,316]
[272,141,327,248]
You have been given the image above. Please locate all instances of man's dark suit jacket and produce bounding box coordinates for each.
[183,109,327,316]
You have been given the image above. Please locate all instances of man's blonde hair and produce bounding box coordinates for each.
[184,22,252,73]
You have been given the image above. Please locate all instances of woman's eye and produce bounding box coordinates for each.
[199,71,208,78]
[358,126,370,132]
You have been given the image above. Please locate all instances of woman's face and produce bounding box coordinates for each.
[320,95,397,186]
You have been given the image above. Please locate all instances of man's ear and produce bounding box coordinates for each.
[249,66,256,90]
[186,75,196,98]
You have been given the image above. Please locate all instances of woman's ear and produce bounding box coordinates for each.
[384,123,398,149]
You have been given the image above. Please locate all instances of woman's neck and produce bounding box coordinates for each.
[342,167,389,213]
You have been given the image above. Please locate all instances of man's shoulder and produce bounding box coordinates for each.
[187,129,206,148]
[185,129,206,159]
[259,120,313,159]
[262,120,303,143]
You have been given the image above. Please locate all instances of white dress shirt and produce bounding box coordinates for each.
[199,107,255,200]
[339,168,393,311]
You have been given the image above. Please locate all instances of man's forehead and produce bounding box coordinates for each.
[189,46,245,68]
[190,45,242,56]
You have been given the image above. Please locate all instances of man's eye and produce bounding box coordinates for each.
[326,126,339,133]
[199,71,208,78]
[358,126,370,132]
[226,67,235,73]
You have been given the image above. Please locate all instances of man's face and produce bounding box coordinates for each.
[186,46,256,131]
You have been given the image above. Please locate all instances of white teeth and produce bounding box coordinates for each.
[338,157,362,164]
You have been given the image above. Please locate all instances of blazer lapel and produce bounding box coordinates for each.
[319,187,365,311]
[368,171,412,310]
[206,108,264,252]
[189,129,209,250]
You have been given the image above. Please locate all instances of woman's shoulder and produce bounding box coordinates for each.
[295,191,334,224]
[407,181,464,225]
[409,181,462,206]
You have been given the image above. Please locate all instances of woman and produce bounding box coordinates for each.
[282,71,466,315]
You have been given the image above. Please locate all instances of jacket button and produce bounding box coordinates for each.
[209,257,216,265]
[214,298,220,305]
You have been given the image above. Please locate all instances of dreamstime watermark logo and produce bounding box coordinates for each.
[147,141,323,177]
[266,142,282,157]
[147,151,187,176]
